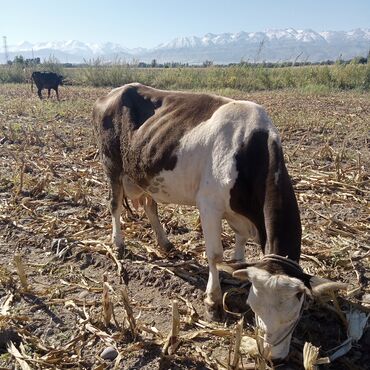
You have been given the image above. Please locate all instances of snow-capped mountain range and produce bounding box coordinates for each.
[2,28,369,64]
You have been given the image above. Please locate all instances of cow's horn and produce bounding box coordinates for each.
[310,276,347,296]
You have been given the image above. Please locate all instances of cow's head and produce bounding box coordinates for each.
[58,75,64,85]
[219,255,346,361]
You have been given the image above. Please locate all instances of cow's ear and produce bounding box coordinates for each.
[309,276,347,297]
[232,269,249,280]
[232,266,271,284]
[217,262,254,275]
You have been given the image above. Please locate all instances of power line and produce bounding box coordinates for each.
[3,36,9,64]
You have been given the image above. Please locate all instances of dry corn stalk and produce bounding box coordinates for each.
[178,295,199,324]
[7,342,31,370]
[1,292,14,315]
[101,242,123,277]
[18,158,25,195]
[229,316,244,369]
[163,299,180,355]
[14,254,28,291]
[84,322,117,348]
[194,214,202,231]
[303,342,319,370]
[102,274,113,326]
[303,342,330,370]
[254,326,270,370]
[194,344,224,369]
[120,286,136,337]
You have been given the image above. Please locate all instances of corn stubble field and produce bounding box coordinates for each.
[0,81,369,369]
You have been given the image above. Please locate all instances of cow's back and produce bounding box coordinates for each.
[93,84,278,205]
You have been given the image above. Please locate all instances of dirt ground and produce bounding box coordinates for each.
[0,84,369,369]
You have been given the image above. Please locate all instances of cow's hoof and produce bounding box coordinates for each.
[113,241,126,260]
[117,247,124,260]
[204,299,224,322]
[160,240,174,253]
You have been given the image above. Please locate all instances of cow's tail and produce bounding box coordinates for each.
[123,197,136,218]
[31,75,33,92]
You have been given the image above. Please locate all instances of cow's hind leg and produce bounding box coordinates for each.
[38,89,43,99]
[197,198,224,321]
[142,199,173,252]
[233,234,247,261]
[226,214,256,262]
[109,179,124,254]
[47,89,51,98]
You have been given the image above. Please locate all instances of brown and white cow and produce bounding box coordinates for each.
[93,83,345,361]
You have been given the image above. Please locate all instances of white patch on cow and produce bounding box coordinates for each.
[241,267,306,360]
[147,101,276,206]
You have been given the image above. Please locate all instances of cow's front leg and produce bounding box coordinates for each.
[142,199,173,252]
[109,179,124,253]
[198,200,224,321]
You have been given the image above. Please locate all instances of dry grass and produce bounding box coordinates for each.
[0,84,369,369]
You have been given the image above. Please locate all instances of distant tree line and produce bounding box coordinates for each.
[7,55,41,66]
[136,59,190,68]
[231,54,369,68]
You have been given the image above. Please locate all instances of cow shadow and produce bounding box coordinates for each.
[22,292,64,326]
[122,244,251,319]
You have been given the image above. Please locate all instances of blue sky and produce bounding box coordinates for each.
[1,0,369,47]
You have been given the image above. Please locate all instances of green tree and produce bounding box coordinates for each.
[13,55,25,65]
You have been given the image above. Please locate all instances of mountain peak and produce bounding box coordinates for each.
[3,28,369,64]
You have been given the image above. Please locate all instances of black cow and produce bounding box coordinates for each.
[31,71,63,100]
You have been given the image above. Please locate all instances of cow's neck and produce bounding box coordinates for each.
[228,130,302,262]
[263,161,301,262]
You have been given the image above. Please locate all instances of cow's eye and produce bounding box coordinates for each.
[296,292,303,301]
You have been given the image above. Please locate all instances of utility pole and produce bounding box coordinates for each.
[3,36,9,64]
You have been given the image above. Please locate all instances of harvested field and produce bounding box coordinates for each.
[0,84,369,369]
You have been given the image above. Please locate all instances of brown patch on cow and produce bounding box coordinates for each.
[93,96,122,182]
[229,130,269,249]
[229,130,301,262]
[263,139,301,261]
[93,83,229,188]
[103,116,114,129]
